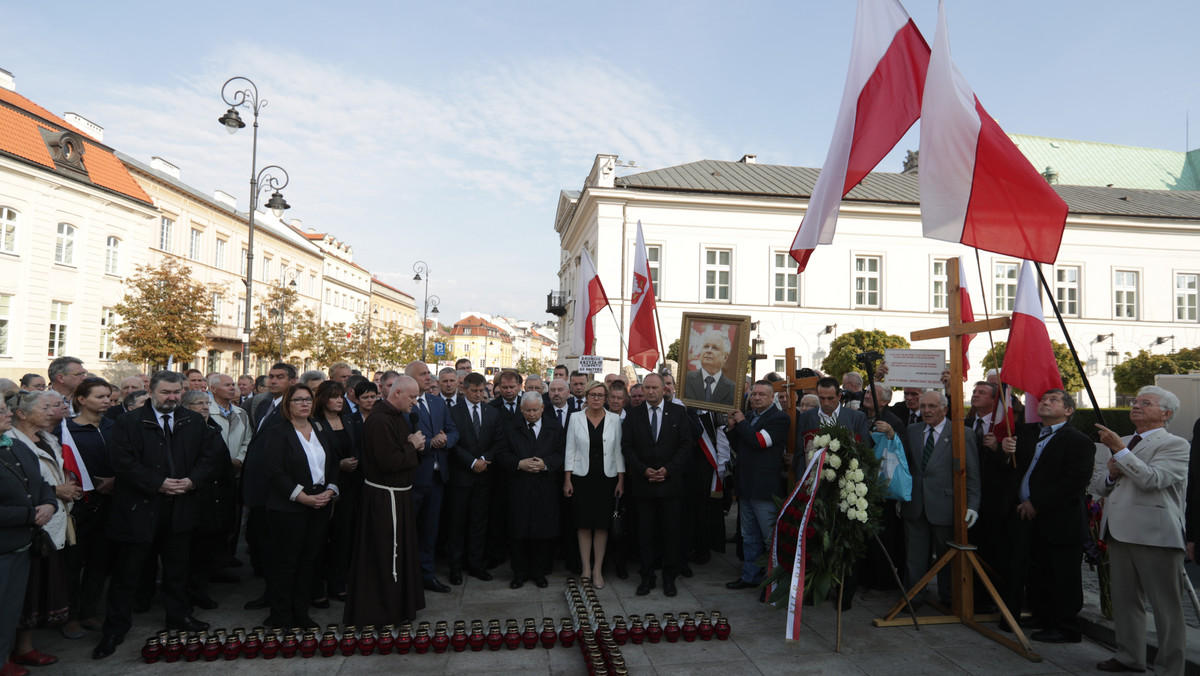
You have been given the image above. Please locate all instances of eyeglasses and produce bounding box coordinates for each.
[587,392,606,399]
[291,397,314,404]
[1130,398,1161,409]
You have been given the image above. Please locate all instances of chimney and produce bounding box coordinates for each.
[0,68,13,92]
[150,156,180,179]
[213,190,238,209]
[739,154,757,164]
[63,112,104,142]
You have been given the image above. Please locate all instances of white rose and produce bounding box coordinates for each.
[828,454,842,470]
[823,468,837,482]
[857,511,869,523]
[829,439,841,452]
[849,458,859,471]
[856,497,868,511]
[817,434,831,448]
[855,483,868,497]
[839,500,849,512]
[846,508,858,520]
[853,469,865,482]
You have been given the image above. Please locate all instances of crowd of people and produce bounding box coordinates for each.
[0,352,1195,675]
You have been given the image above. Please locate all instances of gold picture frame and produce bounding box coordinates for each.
[676,312,751,413]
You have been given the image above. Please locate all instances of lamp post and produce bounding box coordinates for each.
[413,261,440,362]
[364,304,379,371]
[219,76,291,375]
[273,270,299,361]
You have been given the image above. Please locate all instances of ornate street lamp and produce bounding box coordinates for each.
[219,76,292,375]
[413,261,441,362]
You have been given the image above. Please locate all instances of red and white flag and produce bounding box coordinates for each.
[919,1,1067,264]
[1000,261,1063,402]
[790,0,930,270]
[957,257,975,380]
[627,221,660,371]
[572,248,609,356]
[60,423,94,492]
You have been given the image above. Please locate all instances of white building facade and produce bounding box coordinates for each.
[553,153,1200,408]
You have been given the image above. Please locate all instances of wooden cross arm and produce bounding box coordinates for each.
[910,316,1011,343]
[771,376,820,395]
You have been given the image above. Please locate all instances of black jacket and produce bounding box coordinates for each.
[622,401,693,499]
[993,421,1094,541]
[106,402,223,543]
[727,405,790,501]
[0,437,58,554]
[262,420,341,513]
[448,400,508,487]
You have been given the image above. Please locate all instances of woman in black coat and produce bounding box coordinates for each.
[262,384,340,629]
[310,380,359,605]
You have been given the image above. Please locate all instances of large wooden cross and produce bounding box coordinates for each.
[872,265,1042,661]
[773,347,819,480]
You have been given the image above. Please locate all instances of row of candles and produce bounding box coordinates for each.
[141,617,584,663]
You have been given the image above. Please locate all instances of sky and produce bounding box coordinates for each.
[3,0,1198,323]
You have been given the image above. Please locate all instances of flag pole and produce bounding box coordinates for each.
[605,303,632,365]
[653,304,667,374]
[972,250,1016,467]
[1033,264,1106,427]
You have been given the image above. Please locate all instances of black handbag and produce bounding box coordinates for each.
[609,495,625,540]
[31,528,56,557]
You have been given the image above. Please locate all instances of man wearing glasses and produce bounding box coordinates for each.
[47,357,87,416]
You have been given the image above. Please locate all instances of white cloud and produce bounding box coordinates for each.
[82,43,726,319]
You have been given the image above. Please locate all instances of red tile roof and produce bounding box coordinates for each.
[0,88,152,205]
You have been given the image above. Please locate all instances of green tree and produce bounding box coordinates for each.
[306,321,352,369]
[516,355,552,376]
[113,259,215,369]
[373,324,424,369]
[981,340,1084,394]
[665,338,680,363]
[250,285,315,362]
[1112,349,1183,395]
[822,329,910,380]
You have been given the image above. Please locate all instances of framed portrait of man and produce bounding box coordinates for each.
[677,313,750,413]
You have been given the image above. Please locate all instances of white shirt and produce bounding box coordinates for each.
[819,404,841,426]
[296,428,326,486]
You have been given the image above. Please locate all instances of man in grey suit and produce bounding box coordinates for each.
[682,329,736,407]
[792,377,871,473]
[1093,386,1189,675]
[901,390,979,605]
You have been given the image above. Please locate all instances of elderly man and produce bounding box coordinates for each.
[47,356,87,415]
[106,376,148,419]
[901,390,980,606]
[724,381,789,591]
[299,370,326,390]
[405,360,459,593]
[1093,386,1190,675]
[889,387,923,429]
[841,371,864,406]
[525,374,546,395]
[329,363,353,385]
[683,330,735,407]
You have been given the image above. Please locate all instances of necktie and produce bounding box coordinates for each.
[162,414,177,478]
[508,402,515,414]
[472,405,481,436]
[650,406,659,442]
[257,400,276,431]
[528,421,536,438]
[974,418,984,433]
[418,397,428,417]
[910,411,920,425]
[446,397,455,408]
[922,428,935,471]
[704,376,715,401]
[557,409,563,427]
[1127,434,1143,451]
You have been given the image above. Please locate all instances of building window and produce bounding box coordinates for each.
[703,248,731,302]
[207,350,221,374]
[55,223,75,265]
[1055,265,1080,317]
[105,236,120,275]
[212,293,222,324]
[0,294,9,356]
[772,251,798,304]
[994,262,1019,311]
[932,259,949,312]
[214,239,226,269]
[100,307,116,360]
[1176,273,1198,321]
[1114,270,1138,319]
[189,229,202,260]
[237,298,246,331]
[262,258,271,282]
[325,289,331,304]
[240,247,248,276]
[309,273,316,295]
[48,301,69,358]
[854,255,881,308]
[159,217,173,251]
[0,207,16,254]
[774,357,786,373]
[646,244,661,297]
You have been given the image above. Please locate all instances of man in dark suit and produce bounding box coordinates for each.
[406,360,459,593]
[995,389,1093,643]
[438,367,465,409]
[497,392,564,588]
[1187,416,1199,565]
[241,363,296,609]
[962,380,1008,606]
[446,372,505,584]
[682,329,736,407]
[888,387,923,429]
[793,378,872,473]
[94,370,223,659]
[485,369,523,568]
[623,373,693,597]
[568,371,588,412]
[725,380,790,590]
[901,390,980,605]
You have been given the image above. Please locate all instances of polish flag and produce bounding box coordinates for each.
[572,248,610,356]
[60,423,94,492]
[957,257,975,381]
[790,0,930,270]
[919,1,1067,264]
[627,221,660,371]
[1000,261,1063,403]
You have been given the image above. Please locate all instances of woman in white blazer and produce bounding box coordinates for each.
[562,381,625,588]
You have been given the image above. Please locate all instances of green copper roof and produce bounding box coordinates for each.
[1008,133,1200,191]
